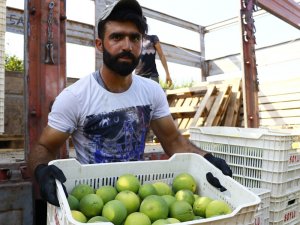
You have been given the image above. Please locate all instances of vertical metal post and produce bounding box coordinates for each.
[0,0,5,133]
[199,26,208,81]
[24,0,67,161]
[24,0,67,223]
[94,0,106,71]
[239,0,259,128]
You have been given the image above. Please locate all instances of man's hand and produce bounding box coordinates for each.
[204,153,232,177]
[165,76,173,88]
[35,164,68,207]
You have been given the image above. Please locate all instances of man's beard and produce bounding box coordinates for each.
[103,46,140,77]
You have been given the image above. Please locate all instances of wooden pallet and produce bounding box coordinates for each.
[166,79,242,135]
[0,135,24,149]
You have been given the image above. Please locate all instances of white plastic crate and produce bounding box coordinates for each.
[47,153,260,225]
[249,188,271,225]
[269,190,300,225]
[189,127,300,197]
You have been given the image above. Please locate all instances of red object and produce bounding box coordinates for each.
[24,1,68,208]
[240,0,259,128]
[24,0,67,161]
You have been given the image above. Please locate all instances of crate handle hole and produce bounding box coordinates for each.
[287,199,296,206]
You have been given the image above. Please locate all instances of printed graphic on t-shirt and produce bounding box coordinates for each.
[83,105,152,163]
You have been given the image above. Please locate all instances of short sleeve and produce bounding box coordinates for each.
[48,90,81,133]
[152,35,159,45]
[151,83,170,120]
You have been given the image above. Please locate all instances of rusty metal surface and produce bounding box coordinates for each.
[239,0,259,128]
[257,0,300,29]
[24,0,67,160]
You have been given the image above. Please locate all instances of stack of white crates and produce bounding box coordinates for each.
[250,188,271,225]
[190,126,300,225]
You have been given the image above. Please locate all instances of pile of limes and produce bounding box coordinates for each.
[67,172,232,224]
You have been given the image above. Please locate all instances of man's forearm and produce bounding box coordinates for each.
[186,140,209,156]
[28,143,57,175]
[161,133,208,157]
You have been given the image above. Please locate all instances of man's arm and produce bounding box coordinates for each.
[150,115,208,156]
[28,125,70,174]
[28,125,70,206]
[151,115,232,177]
[154,42,172,87]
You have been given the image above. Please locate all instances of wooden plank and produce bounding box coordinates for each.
[224,79,242,126]
[0,135,24,149]
[259,93,300,104]
[196,117,206,127]
[0,135,24,141]
[259,101,300,111]
[232,91,242,126]
[167,95,178,107]
[258,86,300,96]
[190,85,217,127]
[178,118,191,130]
[190,96,201,107]
[259,109,300,119]
[259,77,300,89]
[260,117,300,127]
[201,94,217,125]
[174,98,185,108]
[166,86,208,96]
[205,95,216,112]
[186,119,194,133]
[175,118,182,129]
[182,97,194,107]
[0,148,24,153]
[205,85,231,126]
[216,87,232,126]
[170,106,198,114]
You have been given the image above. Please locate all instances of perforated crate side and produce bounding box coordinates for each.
[190,137,296,164]
[250,188,271,225]
[48,154,261,225]
[190,127,300,197]
[189,127,296,151]
[269,191,300,225]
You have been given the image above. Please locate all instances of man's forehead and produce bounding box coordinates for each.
[104,21,142,35]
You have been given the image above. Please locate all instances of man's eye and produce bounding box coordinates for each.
[131,35,141,42]
[111,34,122,40]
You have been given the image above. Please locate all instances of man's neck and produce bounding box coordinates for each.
[100,67,132,93]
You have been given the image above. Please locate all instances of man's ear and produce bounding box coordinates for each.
[95,38,103,52]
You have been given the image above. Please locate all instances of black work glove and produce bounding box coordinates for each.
[204,153,232,177]
[35,164,68,207]
[206,172,227,192]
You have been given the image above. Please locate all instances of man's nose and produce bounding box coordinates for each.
[122,37,133,51]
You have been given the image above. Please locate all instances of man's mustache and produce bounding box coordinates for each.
[116,51,136,60]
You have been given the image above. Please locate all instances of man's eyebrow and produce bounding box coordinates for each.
[109,31,141,37]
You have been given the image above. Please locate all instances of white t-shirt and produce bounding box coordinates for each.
[48,71,170,164]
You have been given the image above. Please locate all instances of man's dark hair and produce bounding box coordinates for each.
[97,9,148,39]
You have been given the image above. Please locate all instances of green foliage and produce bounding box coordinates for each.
[160,79,194,90]
[5,54,24,72]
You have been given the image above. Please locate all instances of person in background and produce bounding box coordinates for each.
[28,0,232,211]
[135,32,173,87]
